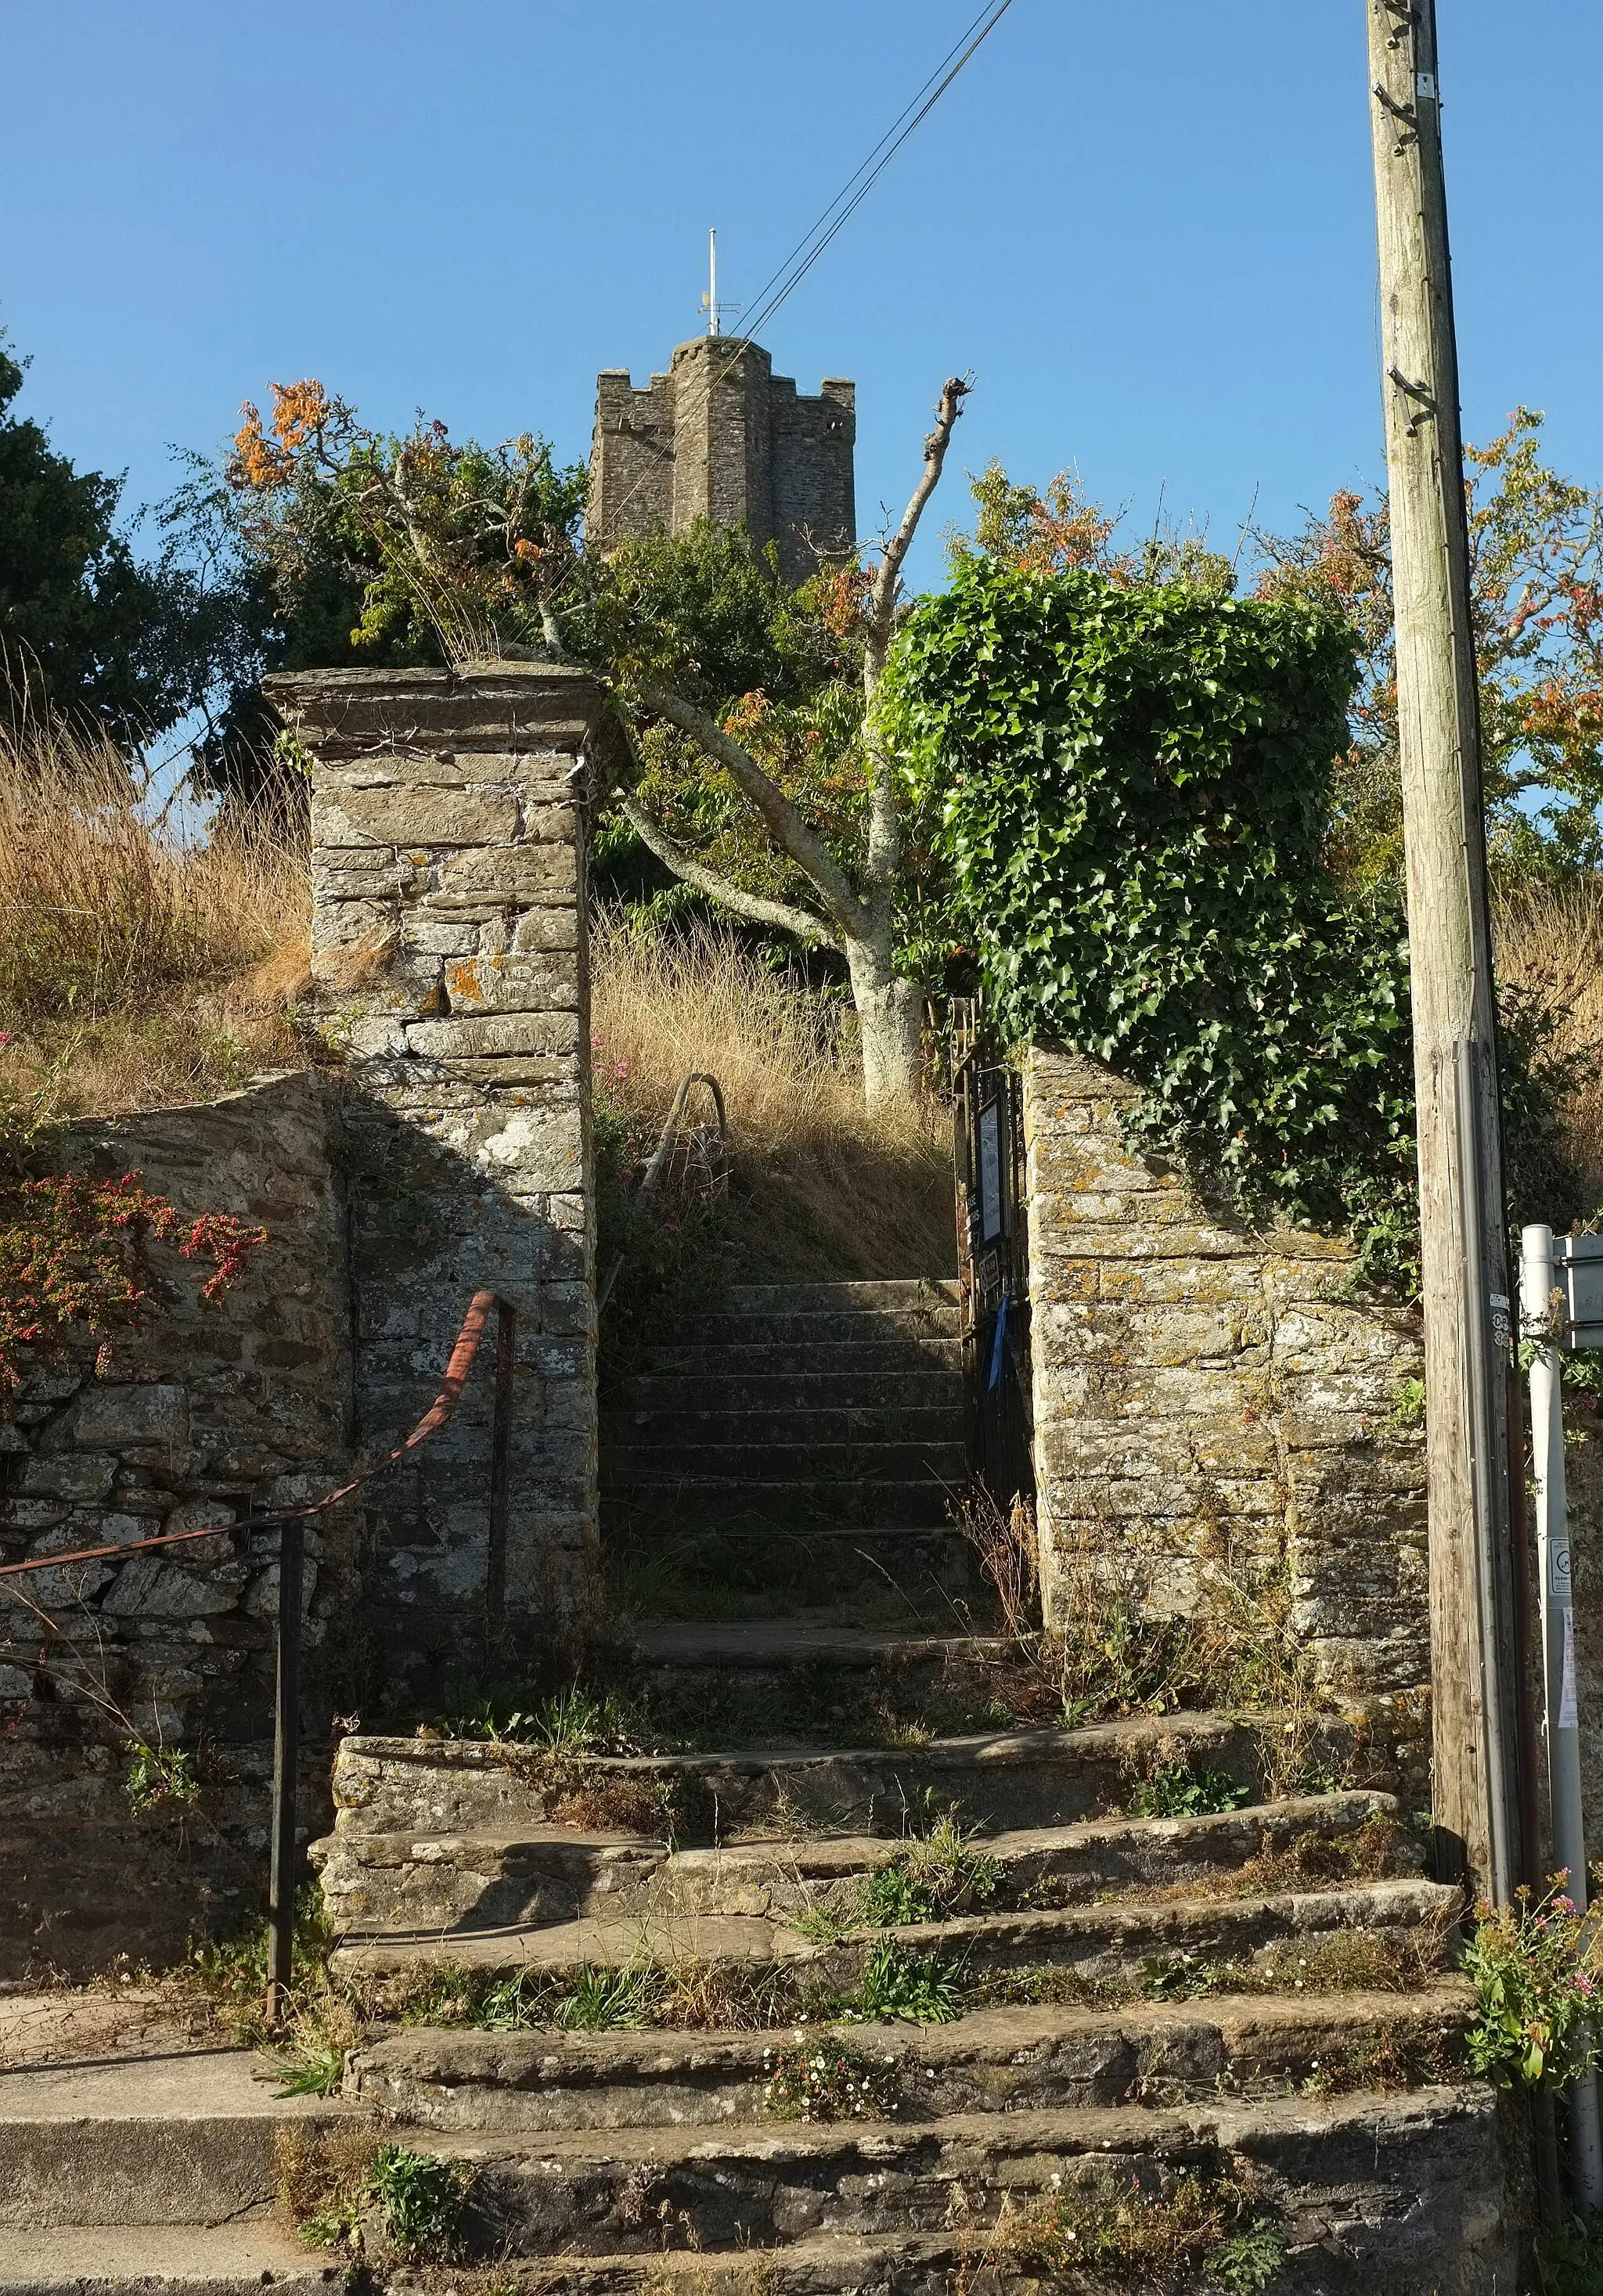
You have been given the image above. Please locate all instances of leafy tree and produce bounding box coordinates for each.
[164,380,588,804]
[1253,409,1603,882]
[225,375,973,1111]
[224,381,585,666]
[947,458,1236,599]
[0,334,213,736]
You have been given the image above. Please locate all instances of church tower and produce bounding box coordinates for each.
[589,335,856,587]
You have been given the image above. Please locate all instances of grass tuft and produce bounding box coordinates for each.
[591,911,954,1283]
[0,716,309,1117]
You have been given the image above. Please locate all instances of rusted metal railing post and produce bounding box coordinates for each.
[265,1510,303,2028]
[486,1298,515,1665]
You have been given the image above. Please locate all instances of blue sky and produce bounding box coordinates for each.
[2,1,1599,594]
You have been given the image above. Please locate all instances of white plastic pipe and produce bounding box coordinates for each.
[1522,1222,1603,2211]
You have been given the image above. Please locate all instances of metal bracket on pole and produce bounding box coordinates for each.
[1522,1222,1603,2212]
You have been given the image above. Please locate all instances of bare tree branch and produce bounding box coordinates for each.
[864,375,972,692]
[859,374,971,898]
[621,797,841,948]
[633,678,869,934]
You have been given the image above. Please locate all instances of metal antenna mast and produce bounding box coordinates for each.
[701,229,740,338]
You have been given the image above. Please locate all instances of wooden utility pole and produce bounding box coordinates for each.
[1365,0,1522,1902]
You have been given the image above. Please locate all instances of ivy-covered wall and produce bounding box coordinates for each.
[1025,1047,1430,1708]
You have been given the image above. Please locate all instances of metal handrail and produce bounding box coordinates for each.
[596,1071,728,1313]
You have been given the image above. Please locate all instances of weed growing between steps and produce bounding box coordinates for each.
[1129,1762,1254,1819]
[1296,2016,1461,2096]
[409,1693,695,1838]
[761,2035,903,2121]
[174,1883,359,2090]
[276,2124,472,2265]
[954,1490,1325,1744]
[972,1913,1454,2019]
[795,1816,1002,1943]
[846,1938,966,2022]
[965,2160,1286,2296]
[1107,1816,1411,1913]
[1536,2214,1603,2295]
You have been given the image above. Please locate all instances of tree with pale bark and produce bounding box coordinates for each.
[214,373,971,1114]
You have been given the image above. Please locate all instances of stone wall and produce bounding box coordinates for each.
[266,660,612,1707]
[589,336,856,586]
[0,1073,356,1974]
[1023,1045,1429,1706]
[0,661,608,1975]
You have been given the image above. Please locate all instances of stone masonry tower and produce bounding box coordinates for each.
[589,336,856,587]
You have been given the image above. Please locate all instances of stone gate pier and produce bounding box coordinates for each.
[266,660,619,1701]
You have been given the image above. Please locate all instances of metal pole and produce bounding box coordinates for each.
[265,1510,303,2028]
[486,1298,514,1665]
[1521,1222,1603,2211]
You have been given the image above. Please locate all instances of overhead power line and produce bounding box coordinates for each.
[732,0,1018,353]
[588,0,1019,558]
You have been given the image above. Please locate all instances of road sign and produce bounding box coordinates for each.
[1559,1233,1603,1349]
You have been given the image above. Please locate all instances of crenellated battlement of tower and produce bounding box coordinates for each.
[589,336,856,586]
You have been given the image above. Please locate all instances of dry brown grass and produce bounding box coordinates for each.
[0,717,310,1119]
[590,911,955,1277]
[1496,872,1603,1206]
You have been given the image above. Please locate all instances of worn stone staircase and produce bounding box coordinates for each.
[601,1280,978,1623]
[0,1276,1522,2290]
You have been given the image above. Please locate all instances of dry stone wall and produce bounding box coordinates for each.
[1023,1045,1429,1707]
[0,662,609,1976]
[0,1072,355,1974]
[267,660,614,1705]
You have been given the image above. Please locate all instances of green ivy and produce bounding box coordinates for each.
[883,559,1561,1283]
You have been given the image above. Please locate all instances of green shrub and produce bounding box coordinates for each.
[553,1963,657,2031]
[857,1816,1000,1927]
[365,2145,473,2263]
[1129,1762,1253,1819]
[847,1939,963,2024]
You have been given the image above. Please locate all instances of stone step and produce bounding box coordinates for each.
[618,1622,1033,1746]
[603,1439,971,1484]
[327,1872,1454,1985]
[323,1711,1389,1844]
[0,2219,331,2294]
[403,2089,1509,2273]
[607,1522,978,1618]
[603,1481,964,1532]
[315,1790,1413,1938]
[633,1622,1003,1673]
[615,1369,965,1413]
[0,2083,1512,2290]
[603,1405,965,1448]
[0,2046,348,2227]
[668,1308,961,1349]
[643,1341,964,1379]
[719,1281,962,1315]
[348,1981,1474,2132]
